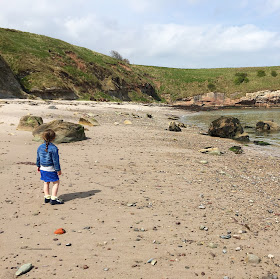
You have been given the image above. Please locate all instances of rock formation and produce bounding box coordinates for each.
[0,55,25,98]
[208,116,249,141]
[17,115,43,131]
[32,120,86,143]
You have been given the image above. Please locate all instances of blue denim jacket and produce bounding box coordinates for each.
[36,142,61,171]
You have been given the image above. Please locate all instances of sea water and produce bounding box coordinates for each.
[181,108,280,147]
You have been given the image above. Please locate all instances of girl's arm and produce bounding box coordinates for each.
[52,148,61,172]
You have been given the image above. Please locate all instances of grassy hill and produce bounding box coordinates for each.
[1,27,280,102]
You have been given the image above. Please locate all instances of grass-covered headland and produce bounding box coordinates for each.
[1,27,280,102]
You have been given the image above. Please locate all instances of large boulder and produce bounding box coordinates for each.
[256,121,280,132]
[32,120,86,143]
[208,116,248,140]
[17,115,43,131]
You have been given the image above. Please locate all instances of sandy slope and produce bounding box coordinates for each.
[0,99,280,279]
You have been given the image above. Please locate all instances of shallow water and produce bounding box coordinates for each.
[181,108,280,147]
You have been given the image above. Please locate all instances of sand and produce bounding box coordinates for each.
[0,99,280,279]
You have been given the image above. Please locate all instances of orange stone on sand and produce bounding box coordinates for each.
[54,228,66,234]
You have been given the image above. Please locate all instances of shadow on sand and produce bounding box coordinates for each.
[59,189,101,202]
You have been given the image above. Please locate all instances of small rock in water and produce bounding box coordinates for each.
[15,263,33,276]
[245,254,261,264]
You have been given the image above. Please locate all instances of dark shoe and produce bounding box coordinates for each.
[44,198,51,203]
[50,198,64,205]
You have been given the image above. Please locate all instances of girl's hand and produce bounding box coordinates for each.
[37,167,40,172]
[57,170,62,175]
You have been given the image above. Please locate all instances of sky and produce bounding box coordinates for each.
[0,0,280,68]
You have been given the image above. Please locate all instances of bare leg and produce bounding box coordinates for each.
[43,182,50,196]
[51,180,60,198]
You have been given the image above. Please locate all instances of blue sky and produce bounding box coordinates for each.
[0,0,280,68]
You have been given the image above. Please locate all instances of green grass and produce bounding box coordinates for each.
[1,27,280,102]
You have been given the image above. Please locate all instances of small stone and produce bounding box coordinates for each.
[204,227,208,231]
[199,160,208,164]
[147,258,154,263]
[245,254,260,264]
[199,205,206,209]
[223,276,230,279]
[220,235,231,239]
[222,249,227,254]
[15,263,33,276]
[268,254,275,259]
[103,267,109,271]
[151,259,157,265]
[199,225,205,230]
[208,242,218,248]
[83,265,89,269]
[235,247,241,251]
[54,228,66,234]
[66,243,72,246]
[124,120,132,125]
[232,234,241,239]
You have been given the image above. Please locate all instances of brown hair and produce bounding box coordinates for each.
[42,129,56,152]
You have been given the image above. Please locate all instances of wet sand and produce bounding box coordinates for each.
[0,99,280,279]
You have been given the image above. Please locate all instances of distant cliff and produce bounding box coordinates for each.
[0,28,160,102]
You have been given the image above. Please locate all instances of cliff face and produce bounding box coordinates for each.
[0,28,161,102]
[0,55,25,98]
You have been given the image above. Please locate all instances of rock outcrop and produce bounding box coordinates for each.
[175,90,280,108]
[256,121,280,132]
[0,55,25,98]
[17,115,43,131]
[32,120,86,143]
[208,116,249,141]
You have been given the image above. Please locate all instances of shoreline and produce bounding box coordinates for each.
[1,100,280,279]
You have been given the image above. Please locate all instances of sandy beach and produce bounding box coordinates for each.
[0,99,280,279]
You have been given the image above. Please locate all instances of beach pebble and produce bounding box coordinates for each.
[124,120,132,125]
[198,205,206,209]
[15,263,32,276]
[103,267,109,271]
[208,243,218,248]
[232,234,241,239]
[235,247,241,251]
[199,160,208,164]
[151,259,157,265]
[66,243,72,246]
[220,235,231,239]
[268,254,275,259]
[245,254,260,264]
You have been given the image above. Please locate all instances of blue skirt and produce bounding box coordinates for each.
[40,170,59,182]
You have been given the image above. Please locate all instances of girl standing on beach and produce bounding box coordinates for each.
[36,129,64,205]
